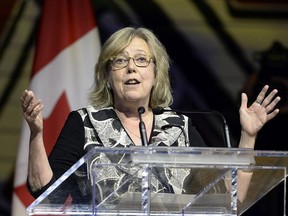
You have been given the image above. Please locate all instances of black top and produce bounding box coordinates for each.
[28,109,206,202]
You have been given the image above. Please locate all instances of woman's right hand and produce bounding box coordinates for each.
[21,90,53,192]
[21,90,44,134]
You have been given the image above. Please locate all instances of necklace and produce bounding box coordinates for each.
[122,123,141,138]
[115,109,153,141]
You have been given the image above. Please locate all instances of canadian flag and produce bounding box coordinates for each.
[11,0,101,215]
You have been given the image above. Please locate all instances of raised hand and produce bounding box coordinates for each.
[239,85,281,138]
[20,90,44,134]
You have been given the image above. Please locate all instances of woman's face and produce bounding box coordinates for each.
[108,37,156,107]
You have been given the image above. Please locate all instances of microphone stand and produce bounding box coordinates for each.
[161,124,189,147]
[153,107,231,148]
[212,110,231,148]
[138,107,149,147]
[137,107,151,215]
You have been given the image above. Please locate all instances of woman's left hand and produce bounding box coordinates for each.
[239,85,281,138]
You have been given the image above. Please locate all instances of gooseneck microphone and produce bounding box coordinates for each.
[153,107,231,148]
[161,124,189,147]
[138,107,149,146]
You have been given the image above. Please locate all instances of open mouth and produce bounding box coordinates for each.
[125,79,140,85]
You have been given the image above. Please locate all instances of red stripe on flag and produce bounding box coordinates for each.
[14,184,35,208]
[13,0,99,213]
[43,92,70,155]
[31,0,97,77]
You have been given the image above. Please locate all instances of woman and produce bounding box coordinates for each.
[21,27,280,204]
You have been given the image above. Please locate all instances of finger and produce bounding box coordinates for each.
[22,90,39,113]
[255,85,269,104]
[21,90,30,109]
[26,100,43,116]
[21,90,31,107]
[30,103,44,118]
[261,89,279,107]
[22,96,34,113]
[265,96,281,113]
[266,109,280,122]
[20,89,29,102]
[24,103,43,121]
[240,93,248,109]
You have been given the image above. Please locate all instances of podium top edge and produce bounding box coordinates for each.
[85,145,288,157]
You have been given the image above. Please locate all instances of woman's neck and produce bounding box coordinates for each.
[114,105,151,118]
[114,106,154,146]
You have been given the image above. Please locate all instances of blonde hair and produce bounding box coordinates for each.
[89,27,173,108]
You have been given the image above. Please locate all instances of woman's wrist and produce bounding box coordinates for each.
[238,130,256,149]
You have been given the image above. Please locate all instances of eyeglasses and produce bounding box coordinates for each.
[110,55,153,70]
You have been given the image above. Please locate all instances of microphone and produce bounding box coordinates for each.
[138,107,148,146]
[153,107,231,148]
[161,124,189,147]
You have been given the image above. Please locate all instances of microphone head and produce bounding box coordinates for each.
[152,107,165,115]
[138,106,145,115]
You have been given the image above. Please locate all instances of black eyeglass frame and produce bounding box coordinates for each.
[109,56,154,70]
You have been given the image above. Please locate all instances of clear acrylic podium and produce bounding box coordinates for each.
[27,146,288,215]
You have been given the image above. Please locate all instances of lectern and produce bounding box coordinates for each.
[27,146,288,215]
